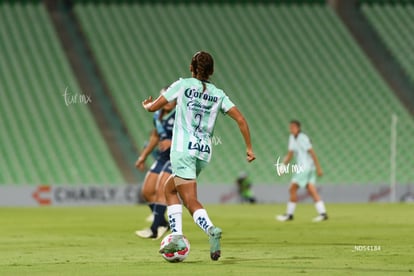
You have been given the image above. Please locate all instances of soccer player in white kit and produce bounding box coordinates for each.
[142,51,256,260]
[276,120,328,222]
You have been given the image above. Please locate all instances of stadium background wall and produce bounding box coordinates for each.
[1,0,413,206]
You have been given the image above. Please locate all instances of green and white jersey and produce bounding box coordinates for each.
[163,78,235,162]
[288,132,314,171]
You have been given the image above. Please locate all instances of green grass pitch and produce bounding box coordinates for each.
[0,204,413,275]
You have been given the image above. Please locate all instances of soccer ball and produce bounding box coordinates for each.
[160,234,190,262]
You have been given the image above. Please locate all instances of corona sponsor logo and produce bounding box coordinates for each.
[184,88,217,102]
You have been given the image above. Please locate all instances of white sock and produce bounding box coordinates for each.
[286,201,296,215]
[167,204,183,235]
[193,209,214,235]
[315,201,326,215]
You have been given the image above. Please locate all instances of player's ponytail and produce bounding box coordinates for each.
[191,51,214,92]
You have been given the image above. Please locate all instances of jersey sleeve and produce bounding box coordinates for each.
[220,94,235,113]
[162,79,182,102]
[301,134,312,151]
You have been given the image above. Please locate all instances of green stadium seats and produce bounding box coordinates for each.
[362,2,414,85]
[72,1,414,185]
[0,2,124,185]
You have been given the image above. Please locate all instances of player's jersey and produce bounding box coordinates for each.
[153,110,175,140]
[153,109,175,160]
[288,132,314,171]
[163,78,235,162]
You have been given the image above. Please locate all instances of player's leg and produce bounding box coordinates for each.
[276,183,299,221]
[149,165,171,239]
[141,172,158,203]
[159,154,185,254]
[194,158,221,261]
[141,169,159,221]
[176,178,222,261]
[163,152,194,244]
[176,180,202,213]
[165,174,180,205]
[162,154,221,260]
[142,159,165,200]
[307,182,328,222]
[242,189,256,204]
[307,183,320,202]
[159,175,186,253]
[135,162,162,238]
[289,182,299,202]
[167,178,207,239]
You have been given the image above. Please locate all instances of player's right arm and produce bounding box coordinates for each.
[143,79,181,112]
[283,151,294,165]
[135,129,160,171]
[142,95,168,112]
[283,135,295,165]
[226,106,255,162]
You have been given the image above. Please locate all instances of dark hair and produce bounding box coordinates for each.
[290,120,301,128]
[191,51,214,92]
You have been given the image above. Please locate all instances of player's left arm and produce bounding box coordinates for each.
[226,106,255,162]
[309,148,323,176]
[142,95,168,112]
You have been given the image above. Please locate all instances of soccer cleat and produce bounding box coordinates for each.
[159,235,186,254]
[154,226,169,240]
[208,226,222,261]
[276,214,294,222]
[135,228,156,239]
[312,214,328,222]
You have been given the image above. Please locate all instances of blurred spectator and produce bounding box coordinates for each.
[236,172,256,204]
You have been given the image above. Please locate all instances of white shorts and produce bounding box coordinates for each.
[291,169,316,188]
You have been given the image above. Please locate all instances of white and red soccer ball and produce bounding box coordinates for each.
[160,234,190,262]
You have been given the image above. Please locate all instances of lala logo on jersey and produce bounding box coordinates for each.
[188,141,211,153]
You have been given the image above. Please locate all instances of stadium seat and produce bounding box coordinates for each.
[73,0,414,185]
[362,1,414,86]
[0,2,124,185]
